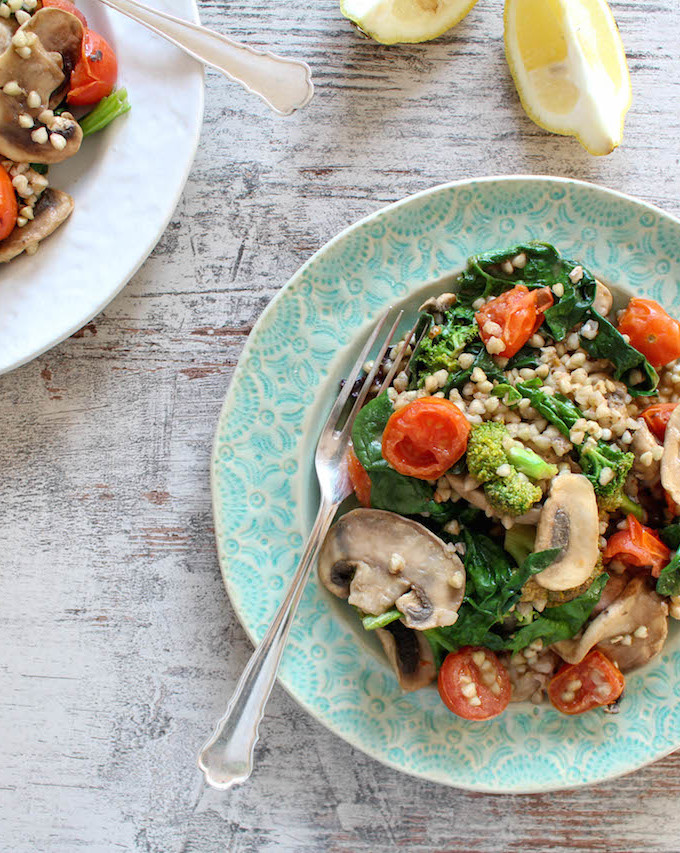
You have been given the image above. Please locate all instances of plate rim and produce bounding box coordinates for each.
[0,0,205,376]
[211,175,680,793]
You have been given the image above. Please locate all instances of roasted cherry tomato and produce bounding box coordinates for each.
[642,402,678,441]
[347,447,371,507]
[382,397,470,481]
[41,0,88,26]
[67,30,117,106]
[617,298,680,368]
[548,650,624,715]
[475,284,554,358]
[438,646,511,721]
[0,164,17,242]
[602,514,671,578]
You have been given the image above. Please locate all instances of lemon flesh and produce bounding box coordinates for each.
[341,0,479,44]
[504,0,632,155]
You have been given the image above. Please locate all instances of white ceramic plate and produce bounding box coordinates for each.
[0,0,204,374]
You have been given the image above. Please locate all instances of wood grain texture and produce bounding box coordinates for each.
[2,0,680,850]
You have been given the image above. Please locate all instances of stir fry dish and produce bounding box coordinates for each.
[0,0,130,262]
[318,242,680,721]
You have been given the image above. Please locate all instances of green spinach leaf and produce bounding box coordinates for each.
[504,574,608,653]
[656,552,680,596]
[580,310,658,396]
[660,523,680,550]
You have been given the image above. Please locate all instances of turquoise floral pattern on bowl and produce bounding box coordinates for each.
[212,177,680,793]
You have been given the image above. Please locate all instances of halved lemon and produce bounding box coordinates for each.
[504,0,632,155]
[341,0,479,45]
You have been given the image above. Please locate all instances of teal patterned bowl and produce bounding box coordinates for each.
[212,177,680,793]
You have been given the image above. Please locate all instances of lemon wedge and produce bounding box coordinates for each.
[341,0,479,45]
[504,0,632,155]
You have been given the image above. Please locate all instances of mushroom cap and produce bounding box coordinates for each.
[552,576,669,672]
[375,621,436,692]
[661,404,680,505]
[533,473,600,592]
[0,187,73,262]
[317,508,465,630]
[0,8,83,164]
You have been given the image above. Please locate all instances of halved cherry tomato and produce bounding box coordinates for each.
[642,402,677,441]
[602,514,671,578]
[382,397,470,481]
[41,0,88,27]
[617,298,680,368]
[548,650,624,715]
[0,164,17,242]
[438,646,511,721]
[476,285,554,359]
[347,448,371,507]
[67,30,117,106]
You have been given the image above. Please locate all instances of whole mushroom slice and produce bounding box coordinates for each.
[661,404,680,505]
[375,621,436,692]
[533,473,599,592]
[318,508,465,630]
[0,8,83,164]
[0,19,16,55]
[0,187,73,262]
[552,576,669,672]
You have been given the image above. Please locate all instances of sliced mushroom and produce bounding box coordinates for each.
[375,621,436,692]
[419,292,458,316]
[0,19,15,55]
[593,280,613,316]
[661,404,680,505]
[632,420,662,486]
[446,473,542,527]
[0,187,72,262]
[318,508,465,630]
[552,576,669,672]
[0,8,83,164]
[533,474,599,591]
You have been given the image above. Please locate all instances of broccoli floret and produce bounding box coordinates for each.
[485,471,543,517]
[578,440,644,520]
[466,421,507,483]
[467,422,558,484]
[413,322,479,377]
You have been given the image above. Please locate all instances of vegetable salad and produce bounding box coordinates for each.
[0,0,130,262]
[318,242,680,721]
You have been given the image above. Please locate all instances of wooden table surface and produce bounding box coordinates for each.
[2,0,680,850]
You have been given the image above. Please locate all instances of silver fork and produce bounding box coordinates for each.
[198,307,421,790]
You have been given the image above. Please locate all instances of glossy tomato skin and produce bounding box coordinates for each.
[438,647,511,721]
[617,298,680,368]
[41,0,88,27]
[476,284,553,358]
[548,650,624,715]
[0,164,17,242]
[642,402,678,441]
[68,30,117,106]
[382,397,470,480]
[602,514,671,578]
[347,448,371,506]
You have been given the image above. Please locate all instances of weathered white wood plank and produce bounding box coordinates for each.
[1,0,680,850]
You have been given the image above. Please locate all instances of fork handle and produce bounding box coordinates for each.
[96,0,314,115]
[198,497,337,789]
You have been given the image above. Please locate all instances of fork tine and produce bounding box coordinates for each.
[378,313,423,393]
[321,308,391,435]
[338,309,404,437]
